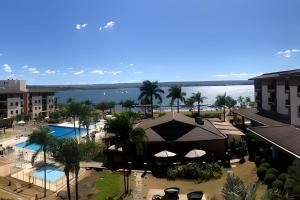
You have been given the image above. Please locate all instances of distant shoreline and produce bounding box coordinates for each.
[28,80,253,91]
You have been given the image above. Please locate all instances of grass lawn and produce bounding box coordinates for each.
[130,158,266,200]
[89,171,122,200]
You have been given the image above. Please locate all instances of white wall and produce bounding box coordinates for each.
[262,84,270,111]
[290,85,300,126]
[31,96,42,118]
[276,84,289,115]
[7,97,22,118]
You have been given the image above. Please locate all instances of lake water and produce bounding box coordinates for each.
[56,85,254,107]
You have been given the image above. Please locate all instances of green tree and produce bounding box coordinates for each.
[27,126,55,198]
[222,174,257,200]
[138,80,164,117]
[215,93,237,121]
[50,138,76,200]
[167,85,186,113]
[66,100,82,138]
[191,92,206,113]
[121,100,136,113]
[140,96,151,117]
[185,97,195,111]
[285,159,300,199]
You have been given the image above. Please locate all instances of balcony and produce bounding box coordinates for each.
[268,98,277,105]
[285,100,291,107]
[268,85,276,92]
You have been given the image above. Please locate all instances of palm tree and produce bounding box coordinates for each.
[130,127,147,156]
[122,100,136,113]
[50,138,76,200]
[222,174,257,200]
[191,92,207,113]
[140,96,150,117]
[66,100,82,138]
[215,93,237,121]
[185,97,195,111]
[27,126,55,198]
[167,85,186,113]
[138,80,164,117]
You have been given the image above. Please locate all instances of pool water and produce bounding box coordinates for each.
[33,166,65,182]
[14,125,86,151]
[48,125,86,138]
[15,142,41,151]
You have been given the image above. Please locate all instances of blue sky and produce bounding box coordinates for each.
[1,0,300,85]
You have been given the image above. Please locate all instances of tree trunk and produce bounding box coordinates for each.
[150,95,153,117]
[198,102,200,113]
[223,106,226,122]
[65,172,71,200]
[43,150,47,198]
[78,124,81,142]
[177,99,179,113]
[75,170,79,200]
[73,115,76,138]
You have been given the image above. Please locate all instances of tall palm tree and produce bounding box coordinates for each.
[50,138,76,200]
[67,100,82,138]
[167,85,186,113]
[215,93,237,121]
[27,126,55,198]
[140,96,150,117]
[138,80,164,117]
[191,92,207,113]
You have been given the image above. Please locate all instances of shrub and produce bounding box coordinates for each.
[166,169,177,180]
[257,167,268,180]
[260,158,268,164]
[264,173,277,188]
[278,173,288,183]
[259,162,271,169]
[272,179,284,191]
[254,155,261,167]
[266,168,279,176]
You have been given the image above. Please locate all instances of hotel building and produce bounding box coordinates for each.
[0,80,57,118]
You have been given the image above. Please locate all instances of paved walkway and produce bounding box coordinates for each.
[131,172,143,200]
[147,189,207,200]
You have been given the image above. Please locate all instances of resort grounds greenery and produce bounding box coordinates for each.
[166,162,223,181]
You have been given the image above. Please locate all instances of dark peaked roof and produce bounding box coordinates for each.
[137,112,226,143]
[248,125,300,159]
[249,68,300,80]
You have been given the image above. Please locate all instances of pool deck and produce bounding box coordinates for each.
[147,189,207,200]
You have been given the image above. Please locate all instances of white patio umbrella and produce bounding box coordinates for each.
[108,145,123,152]
[185,149,206,158]
[17,121,25,125]
[154,150,176,158]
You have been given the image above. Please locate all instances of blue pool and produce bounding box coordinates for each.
[48,125,86,138]
[15,142,41,151]
[33,166,65,182]
[14,125,86,151]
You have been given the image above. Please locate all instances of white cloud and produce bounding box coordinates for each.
[91,70,104,75]
[28,67,37,71]
[277,49,299,58]
[75,23,88,30]
[32,70,40,74]
[22,65,28,69]
[129,63,134,66]
[212,72,263,78]
[45,69,56,74]
[99,21,115,31]
[134,71,142,74]
[3,64,12,73]
[74,70,84,75]
[104,70,121,75]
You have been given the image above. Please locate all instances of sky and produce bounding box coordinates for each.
[0,0,300,85]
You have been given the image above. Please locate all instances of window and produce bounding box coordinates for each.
[39,107,41,109]
[10,110,13,115]
[38,100,41,103]
[35,100,37,103]
[15,102,18,106]
[298,86,300,93]
[16,110,18,114]
[35,107,37,110]
[35,113,37,117]
[10,102,13,106]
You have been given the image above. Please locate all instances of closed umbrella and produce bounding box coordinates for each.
[185,149,206,158]
[17,121,25,125]
[154,150,176,158]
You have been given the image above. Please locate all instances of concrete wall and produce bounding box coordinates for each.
[7,97,22,118]
[276,83,289,115]
[31,96,43,118]
[290,85,300,126]
[0,80,27,92]
[47,96,55,114]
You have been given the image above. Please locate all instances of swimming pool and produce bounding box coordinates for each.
[15,142,41,151]
[14,125,86,151]
[33,166,65,182]
[48,125,86,138]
